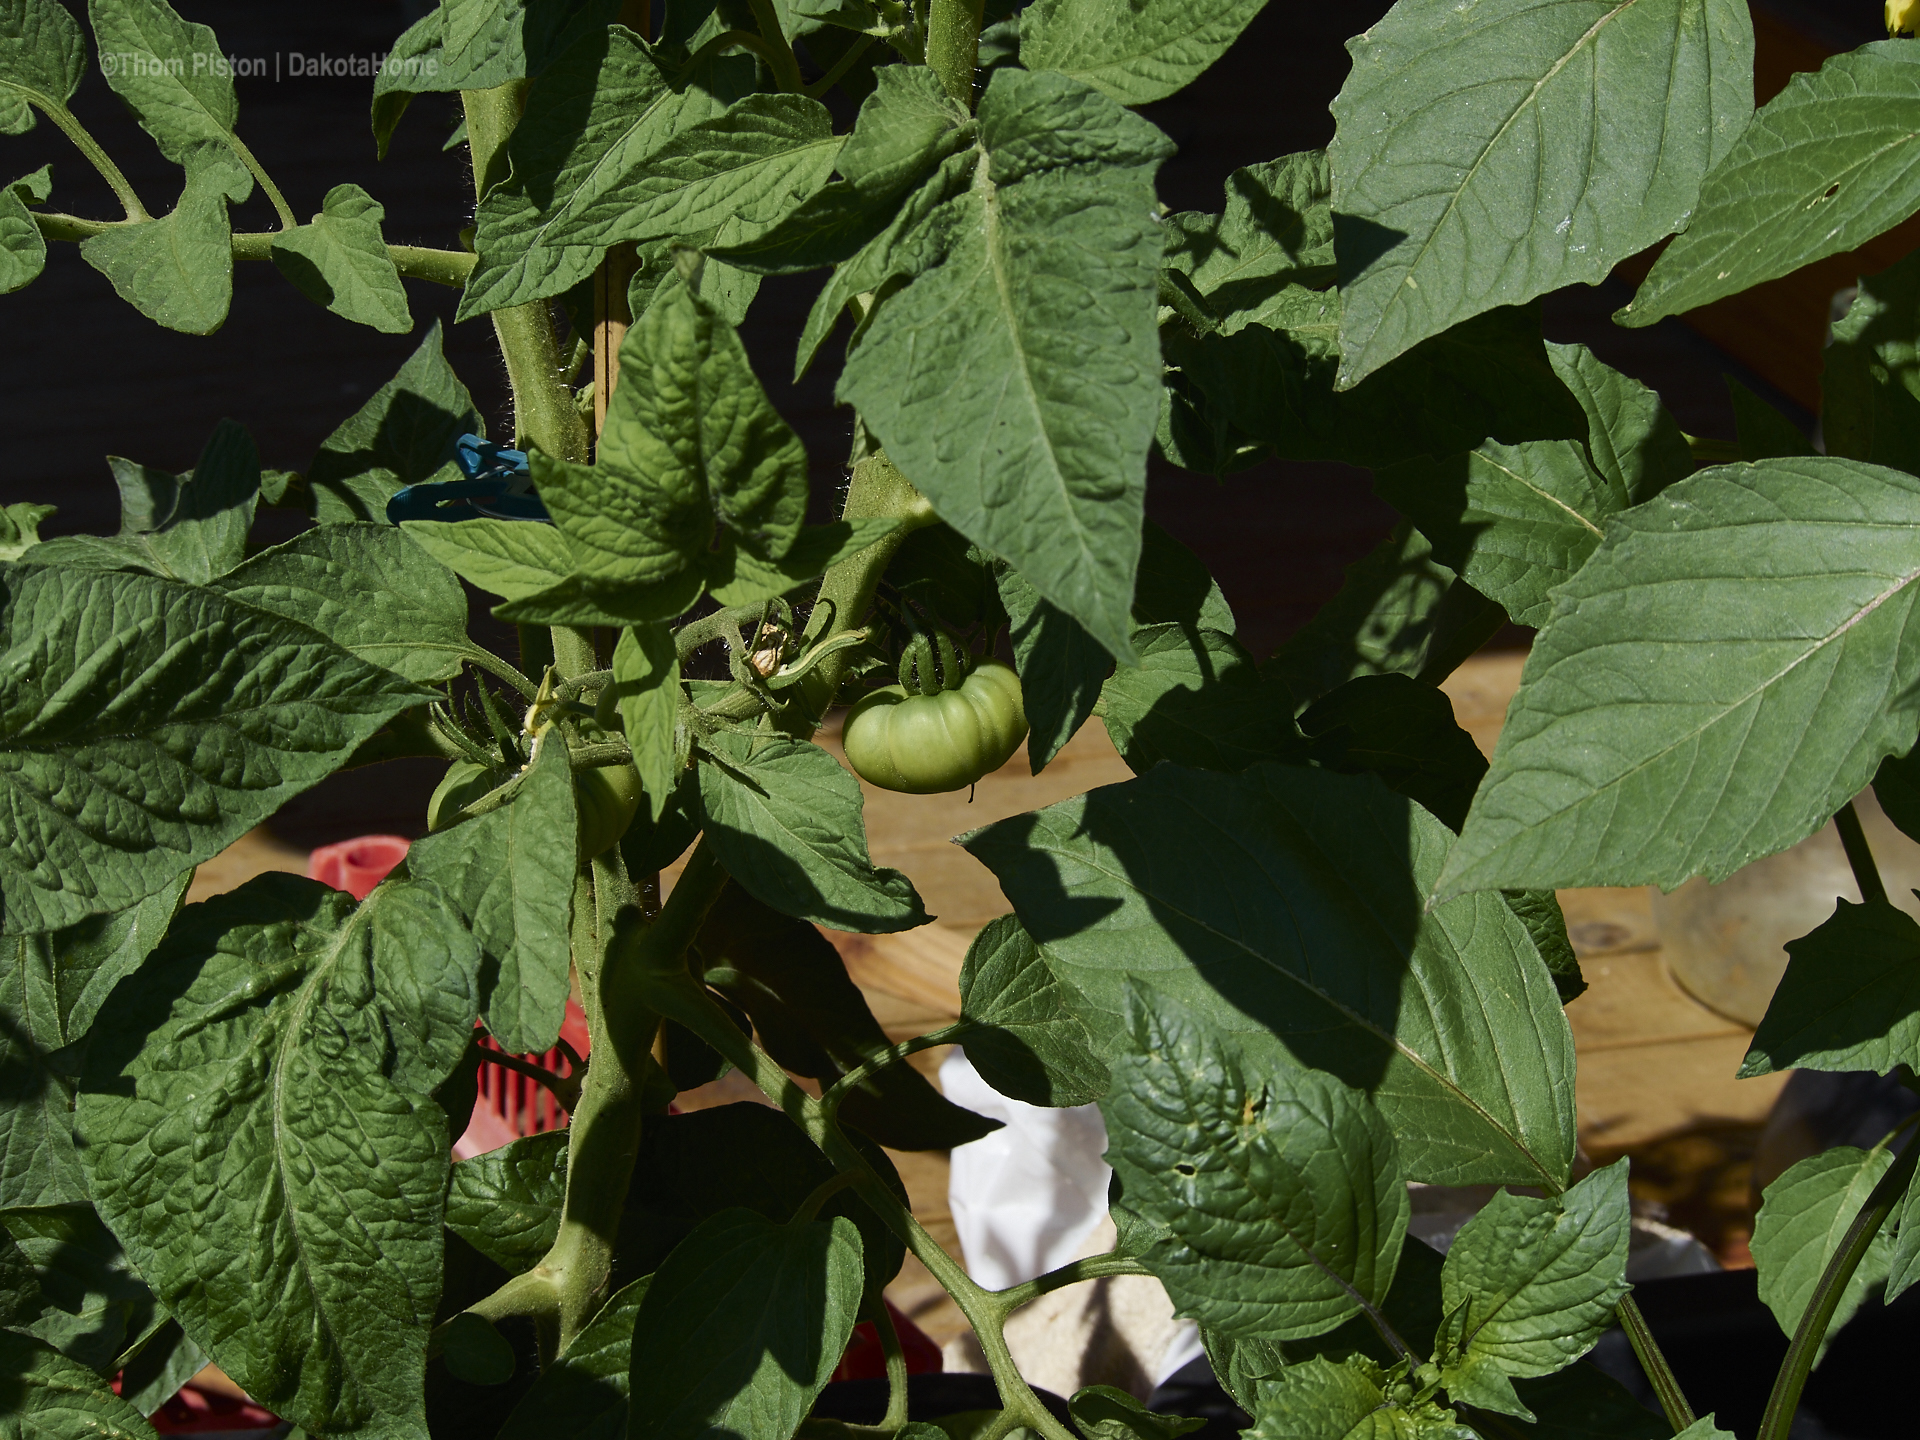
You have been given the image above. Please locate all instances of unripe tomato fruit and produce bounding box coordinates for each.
[426,756,642,859]
[840,661,1028,794]
[574,760,643,859]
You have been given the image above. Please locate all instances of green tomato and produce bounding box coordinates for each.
[840,661,1028,794]
[575,760,643,860]
[426,756,642,860]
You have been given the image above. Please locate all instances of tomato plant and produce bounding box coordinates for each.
[4,1,1920,1439]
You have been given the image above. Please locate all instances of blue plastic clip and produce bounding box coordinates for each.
[385,433,552,524]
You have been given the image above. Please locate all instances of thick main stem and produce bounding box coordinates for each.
[926,0,986,108]
[461,83,591,463]
[540,845,727,1352]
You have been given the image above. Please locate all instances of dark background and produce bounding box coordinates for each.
[0,0,1862,841]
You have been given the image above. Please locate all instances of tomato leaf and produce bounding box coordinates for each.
[963,763,1576,1187]
[0,874,187,1209]
[696,730,928,933]
[0,1202,158,1374]
[959,914,1108,1108]
[1373,345,1689,628]
[446,1132,569,1277]
[211,523,477,684]
[79,156,248,336]
[1100,625,1302,776]
[1329,0,1753,385]
[271,183,412,334]
[0,165,50,293]
[409,738,578,1055]
[1623,41,1920,328]
[305,323,483,523]
[0,1330,157,1438]
[694,883,991,1148]
[0,565,428,933]
[841,68,1173,663]
[1742,899,1920,1080]
[1103,984,1409,1339]
[77,875,483,1439]
[627,1209,862,1440]
[1435,1161,1632,1419]
[496,1276,649,1439]
[623,1103,907,1308]
[1020,0,1268,106]
[24,419,260,585]
[1751,1146,1894,1362]
[1441,458,1920,897]
[0,0,86,135]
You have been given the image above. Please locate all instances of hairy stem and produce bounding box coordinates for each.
[1756,1131,1920,1440]
[32,214,476,285]
[223,131,297,230]
[1835,799,1890,908]
[926,0,985,107]
[536,846,728,1353]
[818,1024,972,1116]
[462,83,592,462]
[553,626,599,682]
[984,1252,1154,1317]
[869,1296,912,1431]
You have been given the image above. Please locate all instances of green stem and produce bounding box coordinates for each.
[1756,1131,1920,1440]
[793,1170,860,1225]
[1835,800,1890,908]
[1618,1294,1696,1434]
[38,103,148,220]
[223,131,297,230]
[344,706,477,768]
[463,646,538,700]
[476,1046,582,1112]
[553,626,599,681]
[32,214,475,285]
[869,1296,912,1431]
[536,846,727,1354]
[804,34,877,99]
[744,0,808,92]
[462,83,591,462]
[926,0,985,108]
[819,1023,973,1116]
[984,1253,1154,1317]
[427,1269,562,1359]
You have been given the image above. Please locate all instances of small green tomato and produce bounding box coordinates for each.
[840,661,1028,794]
[574,760,643,860]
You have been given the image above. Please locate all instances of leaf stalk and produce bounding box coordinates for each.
[1834,799,1889,908]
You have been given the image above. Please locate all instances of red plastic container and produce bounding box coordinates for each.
[307,834,413,901]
